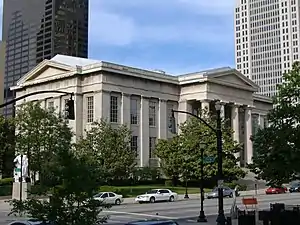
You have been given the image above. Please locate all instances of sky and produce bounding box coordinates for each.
[0,0,235,75]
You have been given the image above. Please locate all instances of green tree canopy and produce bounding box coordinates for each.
[10,102,108,225]
[250,61,300,185]
[14,102,72,183]
[0,116,15,178]
[155,110,245,183]
[75,119,137,183]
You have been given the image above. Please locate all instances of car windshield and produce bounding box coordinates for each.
[93,192,103,197]
[212,188,218,192]
[146,190,158,194]
[291,183,300,188]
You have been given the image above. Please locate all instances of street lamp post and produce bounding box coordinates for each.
[171,100,226,225]
[198,143,207,222]
[184,156,189,199]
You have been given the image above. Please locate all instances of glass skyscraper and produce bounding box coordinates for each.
[1,0,89,117]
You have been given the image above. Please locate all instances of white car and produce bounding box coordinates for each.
[135,189,178,204]
[93,192,123,205]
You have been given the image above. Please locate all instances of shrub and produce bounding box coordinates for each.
[165,180,173,187]
[0,185,12,196]
[0,178,13,186]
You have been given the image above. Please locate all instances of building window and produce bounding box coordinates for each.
[149,137,157,158]
[149,100,156,126]
[131,136,138,154]
[110,95,118,123]
[87,96,94,123]
[48,101,54,110]
[63,99,69,118]
[167,103,174,131]
[130,98,138,125]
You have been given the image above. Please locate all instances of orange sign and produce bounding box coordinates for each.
[242,197,258,205]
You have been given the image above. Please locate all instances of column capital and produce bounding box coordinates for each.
[200,99,212,103]
[141,95,150,100]
[95,89,110,94]
[122,93,131,97]
[159,99,167,102]
[243,105,255,110]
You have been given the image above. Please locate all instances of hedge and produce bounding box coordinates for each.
[0,178,13,186]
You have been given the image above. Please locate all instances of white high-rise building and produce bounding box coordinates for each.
[234,0,300,97]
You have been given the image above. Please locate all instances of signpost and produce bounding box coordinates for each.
[203,156,215,164]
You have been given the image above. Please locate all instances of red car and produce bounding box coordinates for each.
[265,186,287,194]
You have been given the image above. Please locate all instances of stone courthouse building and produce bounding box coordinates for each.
[11,55,273,167]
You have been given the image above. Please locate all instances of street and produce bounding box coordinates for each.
[1,193,300,225]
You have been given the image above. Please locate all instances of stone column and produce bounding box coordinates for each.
[158,99,167,139]
[94,90,110,120]
[258,114,265,129]
[201,99,210,112]
[231,104,240,165]
[231,104,240,142]
[178,100,192,128]
[74,93,83,141]
[121,93,131,125]
[220,102,225,119]
[244,106,253,165]
[140,96,149,167]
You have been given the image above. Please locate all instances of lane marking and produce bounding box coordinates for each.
[103,210,178,220]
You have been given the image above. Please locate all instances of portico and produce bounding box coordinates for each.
[11,55,273,168]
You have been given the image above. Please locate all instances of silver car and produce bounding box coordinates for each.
[207,186,238,199]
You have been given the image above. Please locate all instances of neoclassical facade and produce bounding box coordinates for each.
[11,55,273,167]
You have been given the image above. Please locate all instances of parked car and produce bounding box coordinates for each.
[125,220,179,225]
[207,186,238,199]
[289,182,300,193]
[135,189,178,204]
[265,186,287,194]
[93,192,123,205]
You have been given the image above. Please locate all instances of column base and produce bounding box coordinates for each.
[12,182,31,200]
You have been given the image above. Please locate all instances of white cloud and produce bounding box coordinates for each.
[89,10,136,46]
[176,0,235,15]
[89,0,234,46]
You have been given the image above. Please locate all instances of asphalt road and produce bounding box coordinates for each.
[1,193,300,225]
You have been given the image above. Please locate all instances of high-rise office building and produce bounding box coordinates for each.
[1,0,89,117]
[0,41,5,110]
[234,0,300,97]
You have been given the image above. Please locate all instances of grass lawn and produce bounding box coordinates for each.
[100,185,212,198]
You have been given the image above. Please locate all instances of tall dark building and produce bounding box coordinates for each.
[1,0,89,117]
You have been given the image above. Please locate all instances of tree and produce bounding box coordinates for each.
[0,116,15,178]
[155,136,185,185]
[9,122,108,225]
[155,110,245,183]
[75,119,137,183]
[250,61,300,185]
[14,101,72,183]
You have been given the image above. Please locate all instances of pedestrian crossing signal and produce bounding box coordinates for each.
[65,99,75,120]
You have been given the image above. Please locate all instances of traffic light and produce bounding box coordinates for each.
[65,99,75,120]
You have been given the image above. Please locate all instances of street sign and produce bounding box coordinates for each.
[203,156,215,163]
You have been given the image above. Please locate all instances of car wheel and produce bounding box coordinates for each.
[149,197,155,203]
[115,199,121,205]
[229,193,233,198]
[138,201,143,204]
[169,196,175,202]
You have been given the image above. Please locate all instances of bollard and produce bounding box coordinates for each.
[226,217,232,225]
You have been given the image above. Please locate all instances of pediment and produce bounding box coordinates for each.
[206,70,259,91]
[17,60,74,85]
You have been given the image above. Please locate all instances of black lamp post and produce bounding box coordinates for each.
[171,100,226,225]
[184,156,189,199]
[198,142,207,222]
